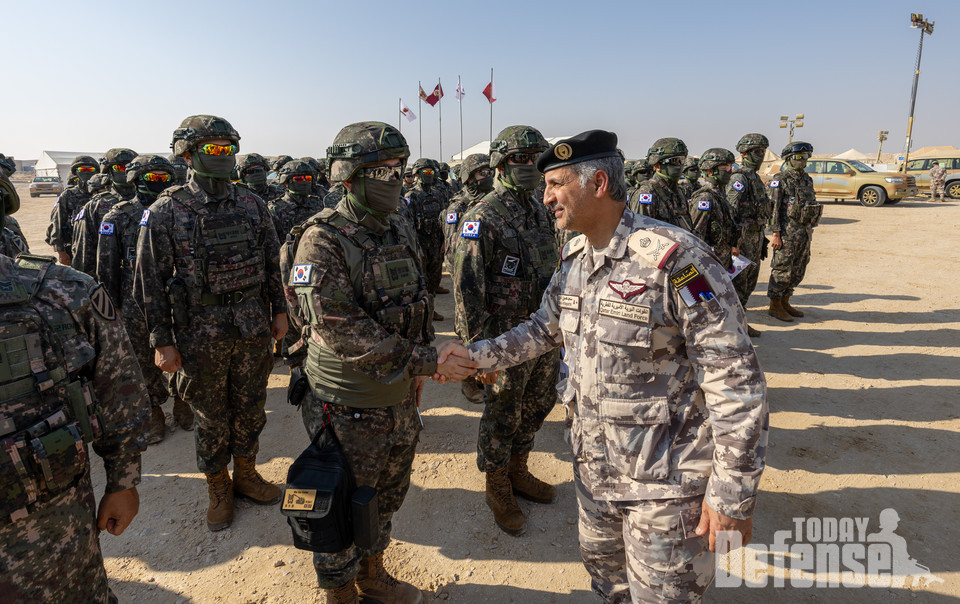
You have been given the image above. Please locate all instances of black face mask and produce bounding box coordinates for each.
[244,170,267,186]
[137,180,173,199]
[76,171,94,185]
[469,175,494,195]
[192,150,236,180]
[362,177,403,215]
[505,164,541,192]
[289,181,312,196]
[419,173,436,187]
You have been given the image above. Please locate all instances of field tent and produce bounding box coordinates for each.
[34,151,105,182]
[833,148,871,161]
[910,145,960,157]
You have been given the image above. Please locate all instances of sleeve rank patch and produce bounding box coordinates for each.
[461,220,480,238]
[292,264,313,284]
[90,283,118,321]
[98,222,115,236]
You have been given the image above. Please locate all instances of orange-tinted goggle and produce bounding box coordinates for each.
[110,164,127,173]
[199,143,238,156]
[142,172,172,182]
[291,175,313,183]
[76,166,96,173]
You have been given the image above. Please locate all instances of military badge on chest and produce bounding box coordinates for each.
[501,255,520,276]
[607,279,646,300]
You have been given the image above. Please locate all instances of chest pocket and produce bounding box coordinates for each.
[197,212,265,295]
[595,314,653,385]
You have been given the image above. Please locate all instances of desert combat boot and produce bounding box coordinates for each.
[507,452,557,503]
[205,467,234,531]
[356,552,424,603]
[485,466,526,536]
[233,455,282,505]
[768,297,794,322]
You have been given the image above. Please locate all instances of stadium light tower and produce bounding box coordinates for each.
[779,114,804,144]
[901,13,934,171]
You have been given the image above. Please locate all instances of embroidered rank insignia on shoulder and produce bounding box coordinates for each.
[98,222,115,236]
[139,209,151,225]
[638,193,653,205]
[670,263,715,307]
[608,279,646,300]
[732,180,745,191]
[697,199,711,211]
[461,220,480,238]
[770,180,780,188]
[90,283,118,321]
[74,208,85,222]
[501,255,520,276]
[291,264,313,284]
[446,211,458,224]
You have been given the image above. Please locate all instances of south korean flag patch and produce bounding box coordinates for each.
[291,264,313,284]
[139,209,151,225]
[461,220,480,239]
[501,255,520,276]
[770,180,780,188]
[732,180,745,191]
[697,199,711,211]
[637,193,653,205]
[99,222,115,236]
[445,211,458,224]
[73,208,85,222]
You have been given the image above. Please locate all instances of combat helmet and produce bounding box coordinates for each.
[166,154,190,183]
[327,122,409,183]
[682,156,700,171]
[301,156,324,175]
[125,154,175,183]
[736,133,770,154]
[272,155,293,173]
[0,154,15,177]
[171,115,240,156]
[782,141,813,158]
[278,159,317,184]
[459,153,491,181]
[1,174,20,217]
[439,162,451,177]
[70,155,99,174]
[411,158,437,174]
[489,125,548,168]
[698,148,735,171]
[87,173,112,194]
[100,148,137,172]
[237,153,271,176]
[646,138,688,164]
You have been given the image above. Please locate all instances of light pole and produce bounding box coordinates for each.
[876,130,889,163]
[779,114,804,144]
[901,13,934,172]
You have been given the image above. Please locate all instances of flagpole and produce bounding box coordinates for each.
[489,68,494,142]
[418,81,423,158]
[398,97,401,131]
[437,78,443,161]
[458,75,463,161]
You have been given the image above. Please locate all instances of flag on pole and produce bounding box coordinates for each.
[400,99,417,122]
[419,85,429,102]
[483,79,497,103]
[422,83,441,107]
[455,78,465,100]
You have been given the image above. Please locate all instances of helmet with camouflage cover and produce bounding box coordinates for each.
[623,160,636,174]
[439,161,450,176]
[272,155,293,173]
[682,156,700,171]
[87,173,111,194]
[171,115,240,156]
[100,147,137,172]
[166,154,189,183]
[489,125,548,168]
[301,156,323,175]
[278,159,317,184]
[782,140,813,159]
[698,148,735,171]
[125,154,175,183]
[736,133,770,154]
[237,153,270,176]
[459,153,490,181]
[1,174,19,218]
[646,137,688,165]
[411,158,437,174]
[70,155,99,174]
[326,121,409,183]
[0,154,15,178]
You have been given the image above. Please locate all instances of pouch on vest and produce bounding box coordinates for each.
[287,366,309,408]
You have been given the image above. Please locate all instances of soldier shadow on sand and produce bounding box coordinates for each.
[767,384,960,423]
[817,215,860,226]
[755,346,954,380]
[769,327,960,349]
[109,579,185,602]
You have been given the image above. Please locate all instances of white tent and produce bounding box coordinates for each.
[34,151,105,182]
[833,148,871,161]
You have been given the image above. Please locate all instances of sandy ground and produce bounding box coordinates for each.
[9,183,960,603]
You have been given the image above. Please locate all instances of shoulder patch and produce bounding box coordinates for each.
[770,180,780,188]
[561,234,587,261]
[732,180,745,191]
[291,264,313,284]
[445,211,458,224]
[460,220,480,239]
[696,199,711,211]
[98,222,115,236]
[670,263,715,307]
[637,193,653,205]
[627,230,679,269]
[73,207,85,222]
[139,209,151,225]
[90,283,118,321]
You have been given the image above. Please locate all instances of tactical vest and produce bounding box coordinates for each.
[407,187,444,238]
[288,208,431,408]
[782,171,823,227]
[0,256,101,525]
[112,199,146,271]
[731,169,770,228]
[170,188,266,306]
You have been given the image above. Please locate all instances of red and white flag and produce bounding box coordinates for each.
[424,83,443,107]
[419,85,429,102]
[482,79,496,103]
[400,99,416,122]
[455,77,465,100]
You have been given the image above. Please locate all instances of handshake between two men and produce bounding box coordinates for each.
[432,340,498,385]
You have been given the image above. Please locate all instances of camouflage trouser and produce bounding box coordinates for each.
[733,226,765,308]
[123,306,170,409]
[767,222,813,299]
[173,335,273,473]
[419,231,444,294]
[301,382,422,588]
[0,470,114,603]
[575,469,714,603]
[477,347,560,472]
[932,180,945,199]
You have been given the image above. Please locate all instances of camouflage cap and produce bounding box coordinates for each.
[683,156,700,170]
[736,133,770,153]
[101,148,137,171]
[278,159,318,184]
[698,148,735,171]
[171,115,240,156]
[70,155,99,173]
[782,140,814,158]
[646,138,688,164]
[1,174,19,215]
[489,125,548,168]
[272,155,294,172]
[327,121,409,183]
[237,153,270,175]
[460,153,490,181]
[125,154,175,183]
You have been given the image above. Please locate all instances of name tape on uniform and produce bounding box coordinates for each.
[558,294,580,311]
[599,299,651,323]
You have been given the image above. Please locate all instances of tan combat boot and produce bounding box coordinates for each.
[485,466,526,536]
[746,324,762,337]
[232,455,282,505]
[356,552,424,604]
[323,578,360,604]
[768,297,794,322]
[147,406,165,445]
[205,468,234,531]
[172,396,194,431]
[781,295,804,317]
[507,453,557,504]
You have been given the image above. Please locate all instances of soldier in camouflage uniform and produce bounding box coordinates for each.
[689,148,740,270]
[629,138,694,232]
[167,154,190,185]
[268,160,326,240]
[401,166,415,195]
[0,154,14,178]
[237,153,284,203]
[45,155,98,265]
[405,158,449,310]
[86,172,111,196]
[767,141,822,323]
[287,120,475,604]
[452,125,561,537]
[71,148,138,277]
[462,130,767,603]
[302,156,331,200]
[96,155,193,444]
[272,154,294,175]
[0,175,150,603]
[677,155,701,202]
[1,192,29,258]
[929,160,947,201]
[728,133,772,337]
[133,115,288,532]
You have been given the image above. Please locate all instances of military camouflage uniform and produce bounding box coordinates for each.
[289,197,436,588]
[322,183,347,210]
[96,196,170,414]
[1,225,28,258]
[767,168,821,299]
[727,166,770,307]
[689,180,739,270]
[405,180,447,294]
[0,253,149,603]
[268,190,327,242]
[71,189,135,277]
[468,208,767,602]
[452,177,561,472]
[677,175,700,202]
[929,163,947,200]
[630,172,694,232]
[242,181,285,204]
[442,186,485,270]
[45,185,91,258]
[133,177,285,473]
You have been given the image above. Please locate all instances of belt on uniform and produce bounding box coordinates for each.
[199,286,261,306]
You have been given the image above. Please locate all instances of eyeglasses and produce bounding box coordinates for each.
[507,152,538,164]
[365,165,402,181]
[110,164,127,173]
[199,143,238,156]
[791,152,811,161]
[76,166,96,173]
[291,175,313,183]
[717,165,733,172]
[418,169,435,176]
[474,168,493,178]
[659,157,686,167]
[142,172,172,182]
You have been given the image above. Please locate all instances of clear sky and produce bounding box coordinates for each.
[3,0,957,162]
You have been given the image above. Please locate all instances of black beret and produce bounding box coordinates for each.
[537,130,620,173]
